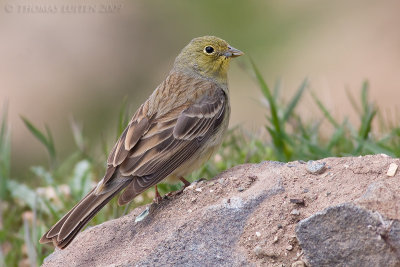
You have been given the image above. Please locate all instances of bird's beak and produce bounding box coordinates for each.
[224,46,244,58]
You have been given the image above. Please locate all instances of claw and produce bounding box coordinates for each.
[154,177,192,202]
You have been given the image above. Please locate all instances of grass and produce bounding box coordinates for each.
[1,63,400,266]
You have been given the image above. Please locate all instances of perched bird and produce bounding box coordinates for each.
[39,36,243,249]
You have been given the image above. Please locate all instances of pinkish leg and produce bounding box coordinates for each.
[154,185,162,204]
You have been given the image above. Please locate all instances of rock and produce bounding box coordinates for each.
[306,160,326,174]
[41,155,400,267]
[296,203,400,267]
[183,183,196,192]
[387,163,398,177]
[291,260,306,267]
[253,245,264,257]
[42,161,284,267]
[289,198,304,205]
[356,180,400,220]
[290,209,300,216]
[134,206,150,222]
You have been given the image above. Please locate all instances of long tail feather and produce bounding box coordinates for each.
[40,180,131,249]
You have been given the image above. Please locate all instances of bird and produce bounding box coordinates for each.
[39,36,243,249]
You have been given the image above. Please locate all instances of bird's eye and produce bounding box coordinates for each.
[204,46,215,54]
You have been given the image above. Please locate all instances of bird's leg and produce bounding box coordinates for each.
[179,176,191,188]
[166,176,192,198]
[154,185,162,204]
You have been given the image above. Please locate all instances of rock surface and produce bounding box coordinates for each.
[42,155,400,267]
[296,203,400,266]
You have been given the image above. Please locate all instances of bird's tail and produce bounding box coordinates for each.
[39,179,131,249]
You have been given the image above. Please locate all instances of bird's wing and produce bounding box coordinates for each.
[107,103,153,168]
[117,88,227,204]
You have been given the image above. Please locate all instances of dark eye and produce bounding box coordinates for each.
[204,46,214,54]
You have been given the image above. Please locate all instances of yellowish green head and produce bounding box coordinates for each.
[174,36,243,81]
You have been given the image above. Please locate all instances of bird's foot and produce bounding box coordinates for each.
[153,185,163,204]
[194,178,207,183]
[165,177,192,198]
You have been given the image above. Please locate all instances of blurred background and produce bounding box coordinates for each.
[1,0,400,181]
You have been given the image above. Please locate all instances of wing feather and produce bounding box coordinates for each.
[107,104,152,168]
[118,88,226,198]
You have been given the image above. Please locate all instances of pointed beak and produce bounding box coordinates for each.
[224,46,244,58]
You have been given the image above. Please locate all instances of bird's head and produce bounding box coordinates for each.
[174,36,243,82]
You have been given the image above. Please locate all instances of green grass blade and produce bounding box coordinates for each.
[359,109,377,140]
[21,116,50,151]
[41,197,61,220]
[357,83,377,140]
[45,125,57,167]
[345,87,361,115]
[363,141,396,157]
[250,59,279,126]
[310,90,339,128]
[361,81,369,113]
[273,78,281,100]
[0,104,7,145]
[283,78,307,122]
[0,103,10,201]
[117,96,129,137]
[7,180,49,215]
[352,83,377,154]
[250,59,286,160]
[0,246,4,267]
[21,116,56,165]
[23,215,37,267]
[70,116,85,153]
[326,122,345,151]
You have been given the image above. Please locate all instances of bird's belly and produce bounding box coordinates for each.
[172,142,221,178]
[173,126,228,178]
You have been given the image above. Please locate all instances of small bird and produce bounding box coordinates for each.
[39,36,243,249]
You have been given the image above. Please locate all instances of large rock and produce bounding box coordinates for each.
[296,203,400,266]
[42,155,400,266]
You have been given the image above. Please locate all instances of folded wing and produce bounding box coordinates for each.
[117,88,227,204]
